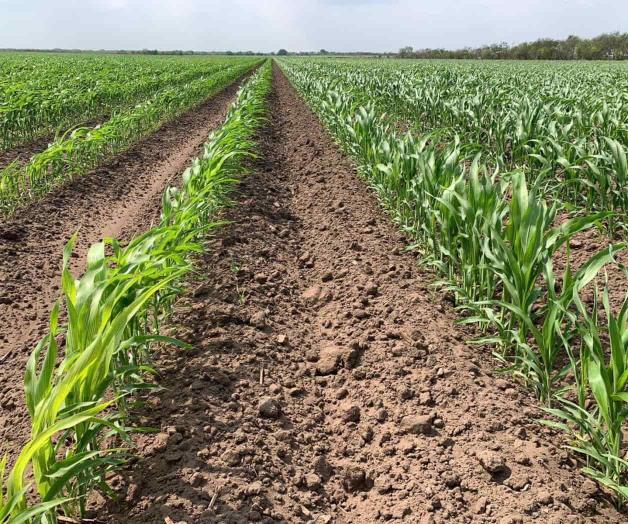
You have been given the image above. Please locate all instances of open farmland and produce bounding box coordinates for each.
[0,54,626,524]
[0,54,261,213]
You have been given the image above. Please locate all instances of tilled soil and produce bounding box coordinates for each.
[0,73,251,459]
[94,66,625,523]
[0,135,57,171]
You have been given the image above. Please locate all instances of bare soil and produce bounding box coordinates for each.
[0,135,56,171]
[0,73,251,459]
[89,66,625,523]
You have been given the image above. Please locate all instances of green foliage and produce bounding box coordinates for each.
[0,54,256,151]
[399,32,628,60]
[0,57,262,215]
[282,57,628,234]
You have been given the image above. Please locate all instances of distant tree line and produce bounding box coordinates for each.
[399,32,628,60]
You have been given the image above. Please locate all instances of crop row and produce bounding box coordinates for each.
[280,59,628,504]
[0,54,254,151]
[0,59,261,215]
[283,59,628,234]
[0,60,272,524]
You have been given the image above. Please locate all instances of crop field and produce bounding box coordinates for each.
[0,53,260,214]
[0,54,626,523]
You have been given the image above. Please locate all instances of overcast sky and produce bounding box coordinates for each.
[0,0,625,52]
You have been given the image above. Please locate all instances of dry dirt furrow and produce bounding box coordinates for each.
[0,73,252,460]
[95,65,624,523]
[0,135,58,171]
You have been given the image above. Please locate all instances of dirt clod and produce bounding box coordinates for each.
[400,414,434,435]
[341,404,361,423]
[342,467,370,493]
[316,343,358,375]
[477,449,508,476]
[258,397,281,419]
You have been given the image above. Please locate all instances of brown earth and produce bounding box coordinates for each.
[552,218,627,315]
[91,66,625,523]
[0,72,252,459]
[0,135,56,171]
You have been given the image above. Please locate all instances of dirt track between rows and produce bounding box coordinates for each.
[0,72,251,459]
[92,65,625,523]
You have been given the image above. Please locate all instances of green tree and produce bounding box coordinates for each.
[398,46,414,58]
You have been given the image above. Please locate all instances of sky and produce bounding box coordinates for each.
[0,0,625,53]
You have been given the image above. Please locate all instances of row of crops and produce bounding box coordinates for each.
[0,54,256,151]
[0,60,272,524]
[293,58,628,235]
[279,58,628,503]
[0,55,262,214]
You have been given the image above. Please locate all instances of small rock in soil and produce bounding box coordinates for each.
[316,343,358,375]
[477,450,508,476]
[375,477,393,494]
[246,481,264,496]
[365,282,379,296]
[418,391,432,405]
[258,397,282,419]
[150,432,169,453]
[398,438,415,454]
[335,388,349,400]
[444,473,461,488]
[399,386,413,400]
[314,456,334,480]
[302,285,322,304]
[472,496,489,515]
[189,472,204,487]
[342,466,370,492]
[305,473,322,490]
[342,404,361,423]
[505,474,530,491]
[250,311,267,328]
[400,414,434,435]
[536,490,553,505]
[353,308,368,319]
[221,449,241,466]
[569,238,583,249]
